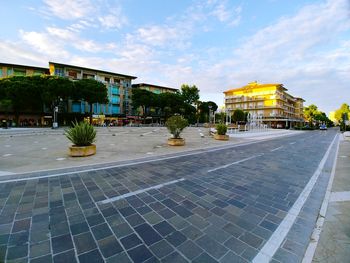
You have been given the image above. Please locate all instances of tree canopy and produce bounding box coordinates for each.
[180,84,200,105]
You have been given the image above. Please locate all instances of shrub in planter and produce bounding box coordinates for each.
[214,123,229,141]
[66,121,97,156]
[166,115,188,146]
[216,123,227,135]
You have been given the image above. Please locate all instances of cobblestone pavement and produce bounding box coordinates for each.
[0,130,338,262]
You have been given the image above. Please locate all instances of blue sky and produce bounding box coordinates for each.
[0,0,349,114]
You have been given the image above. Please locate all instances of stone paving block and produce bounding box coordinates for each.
[86,213,105,227]
[51,234,74,254]
[204,225,231,243]
[8,231,29,246]
[6,244,28,260]
[196,234,228,259]
[30,254,53,263]
[167,215,190,230]
[134,223,162,246]
[30,239,51,258]
[181,224,203,240]
[187,214,209,229]
[224,237,249,255]
[127,244,154,263]
[98,235,124,258]
[125,213,145,227]
[220,251,248,263]
[70,221,89,235]
[106,252,132,263]
[111,222,133,238]
[162,251,188,263]
[91,223,113,240]
[192,252,218,263]
[272,247,300,263]
[12,218,31,233]
[259,219,278,232]
[149,240,174,259]
[120,233,142,250]
[165,231,187,247]
[158,208,176,219]
[153,221,176,237]
[78,249,104,263]
[73,231,97,254]
[178,240,203,260]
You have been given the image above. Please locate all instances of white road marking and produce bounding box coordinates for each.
[329,191,350,202]
[56,158,66,161]
[289,142,296,145]
[41,148,47,150]
[302,134,340,263]
[253,134,338,263]
[146,152,154,155]
[270,146,283,152]
[0,171,16,176]
[2,154,13,157]
[208,154,263,173]
[99,178,185,205]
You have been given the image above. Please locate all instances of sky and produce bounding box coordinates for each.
[0,0,349,114]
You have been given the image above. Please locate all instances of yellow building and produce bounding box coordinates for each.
[224,82,305,128]
[0,63,49,78]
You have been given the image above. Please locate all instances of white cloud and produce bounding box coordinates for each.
[211,3,242,26]
[98,7,128,30]
[42,0,94,20]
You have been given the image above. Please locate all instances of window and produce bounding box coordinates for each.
[112,105,120,114]
[110,97,120,104]
[7,68,13,76]
[13,69,26,76]
[105,77,110,82]
[54,68,64,77]
[68,71,77,78]
[72,103,81,113]
[0,69,2,77]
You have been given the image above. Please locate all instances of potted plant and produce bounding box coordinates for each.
[214,123,229,141]
[165,115,188,146]
[66,121,97,156]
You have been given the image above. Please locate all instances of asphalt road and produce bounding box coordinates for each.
[0,129,338,263]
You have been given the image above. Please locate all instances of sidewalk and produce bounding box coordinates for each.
[312,135,350,262]
[0,127,300,174]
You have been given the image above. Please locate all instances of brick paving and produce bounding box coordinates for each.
[0,130,338,262]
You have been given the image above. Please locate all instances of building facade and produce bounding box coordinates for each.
[224,82,304,128]
[49,62,137,120]
[0,63,49,78]
[131,83,178,94]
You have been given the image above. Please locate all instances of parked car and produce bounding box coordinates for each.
[319,124,327,130]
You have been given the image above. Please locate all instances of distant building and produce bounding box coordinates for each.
[224,82,305,128]
[49,62,137,119]
[0,62,49,78]
[132,83,178,94]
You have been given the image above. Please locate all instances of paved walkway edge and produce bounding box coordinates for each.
[301,134,341,263]
[253,133,339,263]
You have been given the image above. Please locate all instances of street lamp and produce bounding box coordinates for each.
[52,98,62,129]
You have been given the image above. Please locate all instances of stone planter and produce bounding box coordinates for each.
[168,138,185,146]
[214,134,229,141]
[69,144,96,157]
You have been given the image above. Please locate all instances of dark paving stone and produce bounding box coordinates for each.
[6,244,28,260]
[125,213,145,227]
[78,249,104,263]
[220,251,248,263]
[181,225,203,240]
[70,221,89,235]
[135,205,152,215]
[105,213,124,226]
[210,207,226,216]
[161,198,178,209]
[111,222,133,238]
[212,199,228,208]
[240,246,258,261]
[121,233,143,250]
[73,232,96,254]
[119,206,137,217]
[51,234,74,254]
[171,205,193,218]
[12,218,31,233]
[165,231,187,247]
[239,232,263,249]
[158,208,176,219]
[53,249,77,263]
[153,221,176,237]
[195,235,228,259]
[50,221,70,237]
[260,220,278,232]
[203,225,231,243]
[91,223,113,240]
[134,223,162,246]
[0,234,9,245]
[149,240,174,259]
[192,252,218,263]
[106,252,131,263]
[187,215,209,229]
[224,237,249,254]
[86,214,105,226]
[98,235,123,258]
[222,223,245,237]
[101,206,118,217]
[30,240,51,258]
[192,206,212,218]
[30,254,53,263]
[162,251,188,263]
[178,240,203,260]
[273,247,300,263]
[127,244,153,263]
[8,231,29,246]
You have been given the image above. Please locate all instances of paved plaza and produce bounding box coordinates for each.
[0,128,347,263]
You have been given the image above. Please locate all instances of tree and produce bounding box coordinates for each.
[304,104,319,126]
[180,84,200,105]
[131,88,156,123]
[232,109,245,123]
[334,103,350,130]
[74,79,108,124]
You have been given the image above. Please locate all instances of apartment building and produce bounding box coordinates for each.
[0,63,49,78]
[132,83,178,94]
[49,62,137,118]
[224,82,304,128]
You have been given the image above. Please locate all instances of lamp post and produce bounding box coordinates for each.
[52,98,62,129]
[208,105,212,126]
